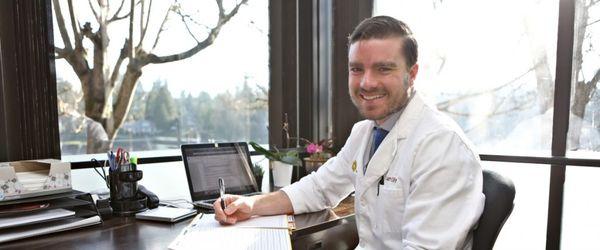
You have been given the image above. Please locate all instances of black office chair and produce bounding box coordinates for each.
[472,169,516,250]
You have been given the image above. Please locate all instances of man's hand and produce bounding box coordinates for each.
[214,194,256,225]
[213,191,294,225]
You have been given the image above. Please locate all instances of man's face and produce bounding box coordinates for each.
[348,37,418,125]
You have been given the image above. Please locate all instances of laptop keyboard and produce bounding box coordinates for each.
[193,192,263,209]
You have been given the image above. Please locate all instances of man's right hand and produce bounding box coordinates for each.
[213,191,294,225]
[214,194,256,225]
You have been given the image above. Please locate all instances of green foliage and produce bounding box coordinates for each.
[249,142,302,166]
[252,164,264,177]
[145,81,178,133]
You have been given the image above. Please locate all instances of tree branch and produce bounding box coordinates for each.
[588,18,600,27]
[67,0,82,48]
[150,4,174,51]
[109,0,127,22]
[128,0,135,59]
[147,0,248,64]
[88,0,100,22]
[52,0,73,50]
[174,5,200,43]
[137,0,153,49]
[588,68,600,90]
[437,64,536,110]
[108,0,143,23]
[55,47,68,59]
[81,22,100,45]
[216,0,225,19]
[110,40,129,88]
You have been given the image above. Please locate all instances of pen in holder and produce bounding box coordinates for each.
[109,162,148,216]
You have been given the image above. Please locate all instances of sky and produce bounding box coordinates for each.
[52,0,269,97]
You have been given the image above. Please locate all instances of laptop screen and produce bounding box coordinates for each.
[181,142,258,202]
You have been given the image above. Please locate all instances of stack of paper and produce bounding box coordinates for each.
[169,214,292,250]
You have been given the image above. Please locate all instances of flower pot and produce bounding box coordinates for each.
[271,161,293,187]
[303,157,329,173]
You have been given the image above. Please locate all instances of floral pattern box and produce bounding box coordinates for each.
[0,159,71,202]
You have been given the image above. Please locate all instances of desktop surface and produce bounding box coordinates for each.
[0,196,357,250]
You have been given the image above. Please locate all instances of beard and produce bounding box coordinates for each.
[350,78,413,121]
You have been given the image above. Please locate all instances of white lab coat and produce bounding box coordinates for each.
[282,93,485,249]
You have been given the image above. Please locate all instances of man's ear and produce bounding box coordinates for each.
[408,63,419,87]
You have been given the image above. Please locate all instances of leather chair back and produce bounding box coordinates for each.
[473,169,516,250]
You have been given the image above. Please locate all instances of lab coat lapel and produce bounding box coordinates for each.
[354,123,372,197]
[357,94,426,198]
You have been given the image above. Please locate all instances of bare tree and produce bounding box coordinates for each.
[569,0,600,149]
[53,0,248,153]
[433,0,599,149]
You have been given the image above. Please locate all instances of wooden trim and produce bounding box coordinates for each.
[547,0,576,248]
[269,0,298,148]
[330,0,372,152]
[0,0,60,161]
[297,0,316,144]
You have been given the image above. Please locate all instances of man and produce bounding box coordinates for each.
[214,15,485,249]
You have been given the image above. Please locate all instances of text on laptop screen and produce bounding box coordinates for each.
[183,144,256,199]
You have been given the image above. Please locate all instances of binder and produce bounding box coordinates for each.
[0,190,102,243]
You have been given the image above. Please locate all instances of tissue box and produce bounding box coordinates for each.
[0,159,71,202]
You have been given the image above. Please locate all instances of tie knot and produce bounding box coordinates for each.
[373,127,389,152]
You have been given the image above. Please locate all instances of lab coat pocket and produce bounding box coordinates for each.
[375,184,405,233]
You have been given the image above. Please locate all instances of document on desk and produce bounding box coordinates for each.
[168,213,292,250]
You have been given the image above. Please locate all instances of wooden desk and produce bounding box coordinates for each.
[0,197,357,250]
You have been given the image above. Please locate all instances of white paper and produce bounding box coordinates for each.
[0,215,101,243]
[169,227,290,250]
[0,208,75,229]
[233,214,288,229]
[168,214,291,250]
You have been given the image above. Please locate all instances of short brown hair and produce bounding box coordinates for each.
[348,16,418,68]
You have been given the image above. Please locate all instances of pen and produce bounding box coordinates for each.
[218,178,226,211]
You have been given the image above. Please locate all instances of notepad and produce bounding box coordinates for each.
[135,206,197,223]
[168,214,292,250]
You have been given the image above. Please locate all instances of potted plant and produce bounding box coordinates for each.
[252,163,264,191]
[249,142,302,188]
[301,138,334,173]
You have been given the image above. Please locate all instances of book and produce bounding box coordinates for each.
[168,214,293,250]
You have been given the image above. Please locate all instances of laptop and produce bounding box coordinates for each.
[181,142,262,210]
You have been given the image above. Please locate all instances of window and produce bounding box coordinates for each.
[562,0,600,247]
[567,0,600,155]
[52,0,269,157]
[375,0,559,155]
[375,0,559,248]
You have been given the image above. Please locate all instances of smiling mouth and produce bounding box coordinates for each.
[360,93,385,101]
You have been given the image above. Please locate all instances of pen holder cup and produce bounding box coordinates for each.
[109,170,143,201]
[109,170,146,216]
